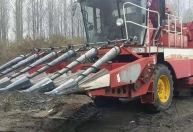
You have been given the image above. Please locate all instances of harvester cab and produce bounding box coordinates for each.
[76,0,165,46]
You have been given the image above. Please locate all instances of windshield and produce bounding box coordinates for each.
[80,0,147,45]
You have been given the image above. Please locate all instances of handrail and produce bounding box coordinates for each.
[123,2,160,46]
[165,13,181,19]
[165,13,183,47]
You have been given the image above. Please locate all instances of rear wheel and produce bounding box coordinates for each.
[149,64,174,112]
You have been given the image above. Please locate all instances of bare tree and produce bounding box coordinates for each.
[0,0,9,41]
[183,0,193,22]
[47,0,54,38]
[3,0,86,42]
[26,0,46,39]
[14,0,23,41]
[63,0,67,37]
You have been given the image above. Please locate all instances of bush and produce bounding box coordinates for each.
[0,37,85,65]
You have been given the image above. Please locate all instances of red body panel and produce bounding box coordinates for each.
[88,79,153,99]
[110,57,155,88]
[88,56,155,100]
[166,59,192,79]
[162,33,188,48]
[191,60,193,75]
[80,63,127,71]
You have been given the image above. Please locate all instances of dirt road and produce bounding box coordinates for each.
[0,92,193,132]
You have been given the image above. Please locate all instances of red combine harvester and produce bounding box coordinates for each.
[54,0,192,112]
[0,0,192,112]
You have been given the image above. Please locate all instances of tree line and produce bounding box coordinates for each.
[0,0,192,42]
[0,0,84,42]
[166,0,193,22]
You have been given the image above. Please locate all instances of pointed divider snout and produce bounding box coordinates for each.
[0,76,32,92]
[20,77,55,93]
[0,77,12,88]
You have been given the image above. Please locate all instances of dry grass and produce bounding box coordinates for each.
[0,36,85,65]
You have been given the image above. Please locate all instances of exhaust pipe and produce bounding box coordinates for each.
[21,47,98,93]
[0,55,26,72]
[45,46,121,96]
[0,50,76,92]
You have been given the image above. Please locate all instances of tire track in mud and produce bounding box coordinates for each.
[129,97,193,132]
[51,103,105,132]
[64,97,193,132]
[2,92,193,132]
[0,92,95,132]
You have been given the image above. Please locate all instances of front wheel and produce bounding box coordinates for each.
[149,64,174,112]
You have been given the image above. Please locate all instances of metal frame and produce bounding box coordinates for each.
[123,2,160,45]
[164,13,183,47]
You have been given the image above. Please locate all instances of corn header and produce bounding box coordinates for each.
[0,0,193,113]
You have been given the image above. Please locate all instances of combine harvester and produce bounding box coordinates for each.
[1,0,193,112]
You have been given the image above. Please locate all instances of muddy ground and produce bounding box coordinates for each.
[0,92,193,132]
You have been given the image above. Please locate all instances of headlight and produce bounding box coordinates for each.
[116,18,124,27]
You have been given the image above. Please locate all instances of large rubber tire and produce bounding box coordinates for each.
[149,64,174,112]
[92,96,121,108]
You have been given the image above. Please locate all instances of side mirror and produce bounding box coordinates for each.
[72,2,77,16]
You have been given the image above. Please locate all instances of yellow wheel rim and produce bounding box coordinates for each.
[157,75,170,103]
